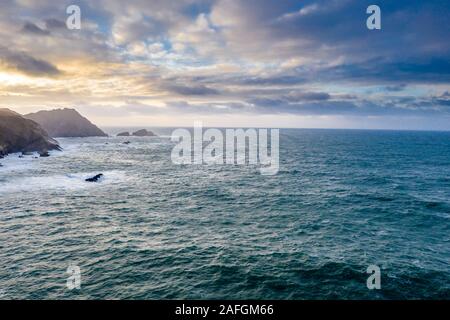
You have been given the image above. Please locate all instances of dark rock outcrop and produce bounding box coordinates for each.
[0,108,60,157]
[117,131,130,136]
[132,129,156,137]
[25,108,108,138]
[85,173,103,182]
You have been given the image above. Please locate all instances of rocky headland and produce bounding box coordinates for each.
[25,108,108,138]
[0,108,60,158]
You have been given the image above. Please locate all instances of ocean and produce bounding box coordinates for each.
[0,129,449,299]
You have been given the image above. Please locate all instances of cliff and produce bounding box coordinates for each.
[25,108,108,137]
[0,108,60,156]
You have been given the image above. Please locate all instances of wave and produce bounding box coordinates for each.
[0,170,129,193]
[0,152,39,172]
[0,149,64,172]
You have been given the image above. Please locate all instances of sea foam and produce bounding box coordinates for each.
[0,170,129,193]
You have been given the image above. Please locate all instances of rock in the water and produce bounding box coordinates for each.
[117,131,130,136]
[0,108,60,157]
[132,129,156,137]
[39,151,50,157]
[25,108,108,138]
[123,141,131,145]
[85,174,103,182]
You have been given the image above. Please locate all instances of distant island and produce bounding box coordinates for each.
[117,129,156,137]
[0,108,60,157]
[25,108,108,138]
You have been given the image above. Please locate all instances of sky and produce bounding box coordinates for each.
[0,0,449,129]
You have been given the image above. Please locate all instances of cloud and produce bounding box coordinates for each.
[0,46,61,76]
[287,91,331,102]
[320,58,450,84]
[45,18,66,30]
[432,91,450,107]
[384,84,407,92]
[0,0,448,129]
[164,84,220,96]
[22,22,50,35]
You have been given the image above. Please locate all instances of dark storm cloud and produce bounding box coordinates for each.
[239,75,307,86]
[22,22,50,36]
[77,92,450,120]
[432,92,450,107]
[243,91,450,117]
[0,47,61,76]
[209,0,450,85]
[208,56,450,91]
[45,19,66,30]
[318,58,450,84]
[270,0,450,56]
[164,84,220,96]
[287,91,331,102]
[384,84,407,92]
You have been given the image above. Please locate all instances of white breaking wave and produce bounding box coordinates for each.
[0,170,129,193]
[0,152,39,172]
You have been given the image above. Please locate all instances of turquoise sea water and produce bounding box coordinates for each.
[0,129,449,299]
